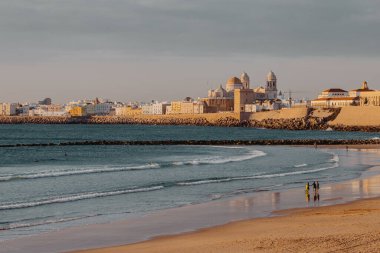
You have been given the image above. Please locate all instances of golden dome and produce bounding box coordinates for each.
[226,77,242,85]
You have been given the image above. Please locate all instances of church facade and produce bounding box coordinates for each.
[204,71,280,113]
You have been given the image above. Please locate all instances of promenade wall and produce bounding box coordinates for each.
[2,107,380,132]
[248,108,308,121]
[329,106,380,126]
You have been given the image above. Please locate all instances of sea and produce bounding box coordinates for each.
[0,124,379,241]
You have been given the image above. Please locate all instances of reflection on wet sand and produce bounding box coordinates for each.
[226,170,380,217]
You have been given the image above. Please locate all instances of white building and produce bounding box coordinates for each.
[152,103,170,115]
[142,104,154,115]
[317,88,349,98]
[29,105,67,116]
[94,103,112,115]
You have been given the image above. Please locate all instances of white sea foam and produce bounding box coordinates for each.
[3,216,88,230]
[177,178,232,186]
[176,162,339,186]
[294,163,308,168]
[173,150,266,166]
[0,163,160,182]
[0,186,164,210]
[330,154,340,163]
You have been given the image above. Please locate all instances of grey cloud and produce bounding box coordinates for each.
[0,0,379,61]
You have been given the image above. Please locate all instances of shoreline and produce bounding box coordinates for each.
[2,145,380,253]
[76,160,380,253]
[77,196,380,253]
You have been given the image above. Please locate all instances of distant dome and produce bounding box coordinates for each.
[215,84,227,93]
[267,71,277,81]
[227,77,242,85]
[226,76,243,92]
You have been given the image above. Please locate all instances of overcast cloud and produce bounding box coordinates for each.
[0,0,379,102]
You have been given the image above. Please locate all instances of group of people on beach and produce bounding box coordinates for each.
[305,181,320,202]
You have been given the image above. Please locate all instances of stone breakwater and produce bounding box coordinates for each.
[1,139,380,148]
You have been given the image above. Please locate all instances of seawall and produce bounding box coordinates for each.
[1,107,380,132]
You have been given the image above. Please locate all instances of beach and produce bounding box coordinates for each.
[74,146,380,253]
[77,197,380,253]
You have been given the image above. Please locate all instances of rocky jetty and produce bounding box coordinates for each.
[0,116,70,124]
[1,139,380,148]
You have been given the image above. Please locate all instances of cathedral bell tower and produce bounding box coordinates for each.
[266,70,278,99]
[240,72,250,89]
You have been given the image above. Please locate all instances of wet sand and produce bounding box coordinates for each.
[77,197,380,253]
[2,146,380,253]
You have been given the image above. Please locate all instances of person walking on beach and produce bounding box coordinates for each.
[305,182,310,203]
[316,181,320,192]
[312,181,316,192]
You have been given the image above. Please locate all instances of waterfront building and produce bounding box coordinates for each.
[29,104,67,116]
[166,101,205,114]
[142,104,154,115]
[311,97,359,108]
[317,88,349,98]
[152,103,170,115]
[93,103,112,115]
[312,82,376,108]
[69,106,86,117]
[115,106,142,116]
[359,90,380,106]
[0,103,17,116]
[349,81,374,98]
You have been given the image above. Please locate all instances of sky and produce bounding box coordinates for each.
[0,0,379,103]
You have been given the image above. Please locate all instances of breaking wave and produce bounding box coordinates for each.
[177,158,339,186]
[0,163,160,182]
[172,150,266,166]
[0,186,164,210]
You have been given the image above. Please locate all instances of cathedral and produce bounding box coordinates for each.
[207,71,278,100]
[205,71,280,112]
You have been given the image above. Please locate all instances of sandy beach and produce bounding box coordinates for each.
[77,197,380,253]
[74,146,380,253]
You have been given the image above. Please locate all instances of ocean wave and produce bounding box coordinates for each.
[0,216,90,230]
[177,178,232,186]
[0,163,160,182]
[176,163,339,186]
[294,164,308,168]
[330,154,340,163]
[172,150,266,166]
[0,185,164,211]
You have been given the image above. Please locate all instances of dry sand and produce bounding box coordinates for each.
[76,197,380,253]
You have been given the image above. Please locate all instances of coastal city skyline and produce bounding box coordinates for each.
[2,1,380,252]
[0,1,379,103]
